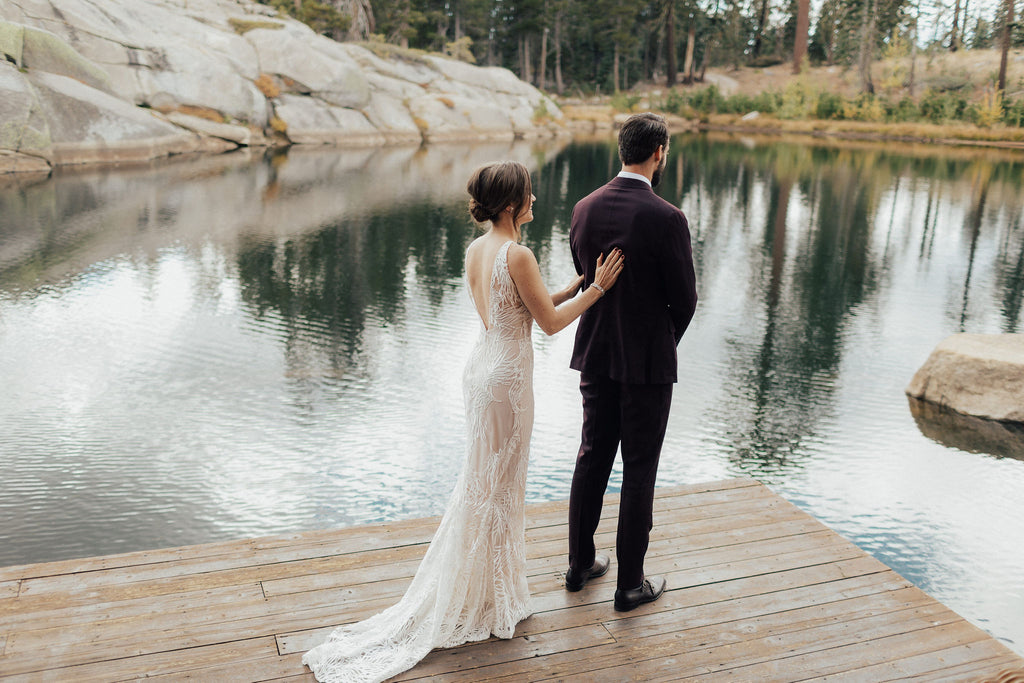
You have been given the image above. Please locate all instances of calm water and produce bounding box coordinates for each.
[1,136,1023,653]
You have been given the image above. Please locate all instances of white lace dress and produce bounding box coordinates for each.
[303,240,535,682]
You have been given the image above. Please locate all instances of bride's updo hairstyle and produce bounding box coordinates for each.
[467,161,532,226]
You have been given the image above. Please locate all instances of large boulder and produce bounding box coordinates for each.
[0,21,114,93]
[29,69,206,165]
[906,333,1024,423]
[246,26,370,110]
[274,94,385,146]
[0,0,564,171]
[0,62,51,158]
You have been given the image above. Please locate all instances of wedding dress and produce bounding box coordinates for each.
[304,240,535,682]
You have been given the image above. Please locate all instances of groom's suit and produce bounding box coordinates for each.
[568,174,697,590]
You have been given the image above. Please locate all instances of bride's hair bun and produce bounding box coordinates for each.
[466,161,532,226]
[468,198,495,223]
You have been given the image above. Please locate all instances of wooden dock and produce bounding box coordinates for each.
[2,477,1022,681]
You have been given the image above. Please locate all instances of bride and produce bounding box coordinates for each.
[303,161,624,683]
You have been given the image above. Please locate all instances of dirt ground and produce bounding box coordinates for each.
[700,48,1024,101]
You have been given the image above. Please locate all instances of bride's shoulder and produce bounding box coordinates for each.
[506,242,538,271]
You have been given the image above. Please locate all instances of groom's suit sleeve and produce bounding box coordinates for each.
[662,210,698,345]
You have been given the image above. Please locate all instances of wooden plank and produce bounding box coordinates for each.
[262,507,818,599]
[428,601,963,682]
[0,580,19,600]
[815,641,1024,682]
[391,625,615,682]
[0,582,265,632]
[11,637,280,682]
[686,619,994,682]
[275,555,896,656]
[142,651,310,682]
[427,583,939,682]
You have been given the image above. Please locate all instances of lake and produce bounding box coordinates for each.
[1,134,1022,654]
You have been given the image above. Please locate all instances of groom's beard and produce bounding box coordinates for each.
[651,156,667,188]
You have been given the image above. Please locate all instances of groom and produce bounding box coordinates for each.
[564,112,698,611]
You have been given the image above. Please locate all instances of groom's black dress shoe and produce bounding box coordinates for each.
[564,553,610,592]
[613,575,666,612]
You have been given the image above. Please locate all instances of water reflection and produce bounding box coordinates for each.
[909,397,1024,461]
[2,135,1024,654]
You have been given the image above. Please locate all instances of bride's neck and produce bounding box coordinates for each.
[489,214,520,242]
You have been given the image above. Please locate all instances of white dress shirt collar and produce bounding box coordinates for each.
[616,170,652,187]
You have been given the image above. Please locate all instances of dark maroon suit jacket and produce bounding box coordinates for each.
[569,176,697,384]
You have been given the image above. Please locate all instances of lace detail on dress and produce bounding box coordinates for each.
[303,240,535,683]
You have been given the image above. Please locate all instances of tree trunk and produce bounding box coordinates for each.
[683,19,695,84]
[908,2,918,94]
[454,3,462,40]
[998,0,1015,91]
[753,0,770,58]
[519,36,525,81]
[555,12,564,94]
[857,0,876,93]
[539,27,549,91]
[666,0,677,86]
[951,0,961,50]
[613,41,620,92]
[524,34,533,84]
[792,0,810,73]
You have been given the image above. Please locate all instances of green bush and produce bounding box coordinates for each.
[610,91,642,112]
[815,92,844,120]
[888,97,920,122]
[661,90,687,115]
[919,89,968,123]
[1003,97,1024,127]
[689,84,725,114]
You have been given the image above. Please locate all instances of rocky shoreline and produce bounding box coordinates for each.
[1,0,566,175]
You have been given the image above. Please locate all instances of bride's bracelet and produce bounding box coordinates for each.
[590,283,606,296]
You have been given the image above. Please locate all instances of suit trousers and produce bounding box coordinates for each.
[567,372,673,590]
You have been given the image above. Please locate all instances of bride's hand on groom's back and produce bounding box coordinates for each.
[594,248,625,293]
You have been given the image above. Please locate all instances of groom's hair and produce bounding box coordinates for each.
[618,113,669,166]
[467,161,533,226]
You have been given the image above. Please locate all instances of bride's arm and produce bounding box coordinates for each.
[507,244,623,336]
[551,274,584,307]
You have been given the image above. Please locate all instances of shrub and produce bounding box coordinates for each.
[747,56,785,68]
[887,97,919,122]
[838,94,886,122]
[610,92,642,112]
[661,89,687,115]
[970,89,1003,128]
[1003,96,1024,127]
[444,36,475,64]
[815,92,844,120]
[688,84,725,114]
[777,81,815,119]
[919,89,968,123]
[228,18,284,34]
